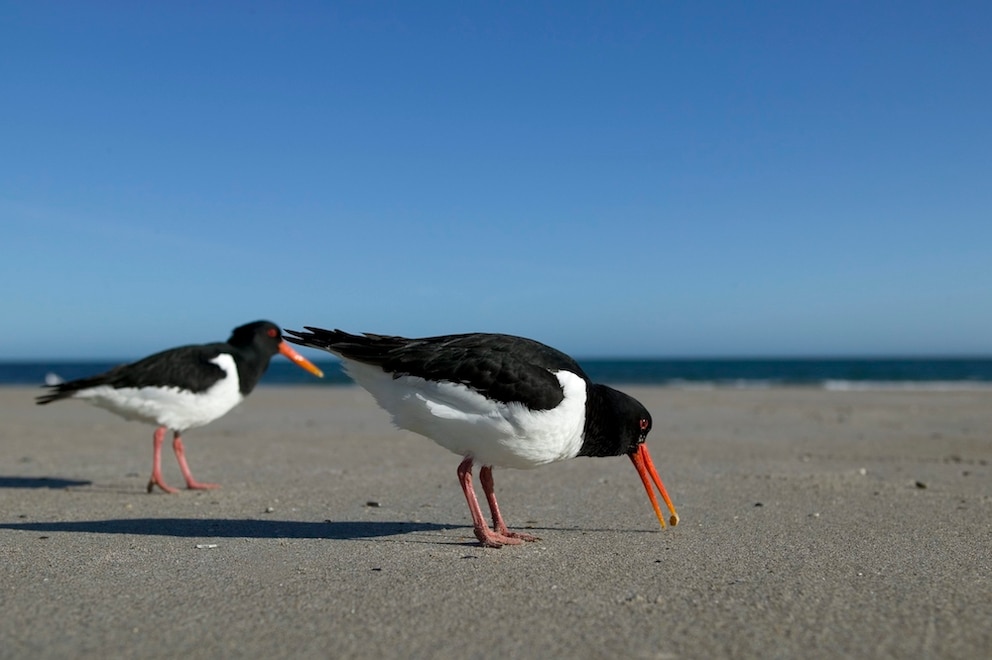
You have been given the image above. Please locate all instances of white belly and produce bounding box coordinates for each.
[342,359,587,469]
[74,354,245,431]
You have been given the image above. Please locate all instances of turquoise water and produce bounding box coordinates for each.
[4,358,992,389]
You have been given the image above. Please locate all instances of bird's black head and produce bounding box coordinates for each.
[226,321,324,393]
[578,384,652,458]
[580,384,679,529]
[228,320,283,354]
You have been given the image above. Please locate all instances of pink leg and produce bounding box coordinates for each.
[480,465,538,543]
[172,432,220,490]
[457,457,529,548]
[147,426,179,494]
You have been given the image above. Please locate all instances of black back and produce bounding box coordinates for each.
[37,321,286,404]
[285,328,590,411]
[285,326,655,458]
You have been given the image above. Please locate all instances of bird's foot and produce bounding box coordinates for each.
[184,480,220,491]
[494,521,540,543]
[147,477,179,494]
[473,526,540,548]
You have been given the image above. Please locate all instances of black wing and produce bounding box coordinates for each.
[36,344,229,405]
[285,328,588,411]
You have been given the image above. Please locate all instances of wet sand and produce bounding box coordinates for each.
[1,385,990,659]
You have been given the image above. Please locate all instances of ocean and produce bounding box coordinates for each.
[3,358,992,390]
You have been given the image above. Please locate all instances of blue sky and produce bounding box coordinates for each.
[2,1,990,359]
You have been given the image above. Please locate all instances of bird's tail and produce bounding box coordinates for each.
[283,327,411,364]
[36,382,83,405]
[35,369,123,405]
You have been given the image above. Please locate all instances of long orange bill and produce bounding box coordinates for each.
[629,443,679,528]
[278,341,324,378]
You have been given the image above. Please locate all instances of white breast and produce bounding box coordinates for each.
[342,359,587,469]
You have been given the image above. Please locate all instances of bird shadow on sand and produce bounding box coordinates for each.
[0,476,93,489]
[0,517,455,540]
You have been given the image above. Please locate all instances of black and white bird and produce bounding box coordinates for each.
[284,327,679,548]
[37,320,324,493]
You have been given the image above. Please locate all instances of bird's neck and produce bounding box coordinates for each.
[577,384,627,458]
[231,349,272,395]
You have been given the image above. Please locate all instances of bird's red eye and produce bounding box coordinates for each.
[639,418,649,431]
[267,328,278,338]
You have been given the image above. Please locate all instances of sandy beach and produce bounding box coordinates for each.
[1,384,989,659]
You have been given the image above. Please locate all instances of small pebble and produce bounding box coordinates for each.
[366,501,381,508]
[915,481,927,489]
[265,506,275,513]
[195,544,218,549]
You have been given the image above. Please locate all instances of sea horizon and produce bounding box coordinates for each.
[4,356,992,390]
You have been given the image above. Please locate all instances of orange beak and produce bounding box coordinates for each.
[278,341,324,378]
[629,443,679,528]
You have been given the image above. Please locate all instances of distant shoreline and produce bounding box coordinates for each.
[4,356,992,389]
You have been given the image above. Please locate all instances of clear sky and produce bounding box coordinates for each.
[2,2,990,359]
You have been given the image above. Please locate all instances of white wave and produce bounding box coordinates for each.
[822,380,992,392]
[656,379,992,391]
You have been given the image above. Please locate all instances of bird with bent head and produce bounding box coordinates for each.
[285,326,678,548]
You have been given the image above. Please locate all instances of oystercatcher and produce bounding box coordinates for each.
[37,320,324,493]
[284,327,679,548]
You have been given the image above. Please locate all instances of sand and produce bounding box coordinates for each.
[1,385,989,659]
